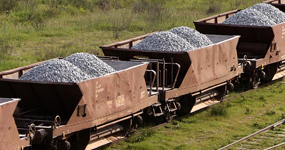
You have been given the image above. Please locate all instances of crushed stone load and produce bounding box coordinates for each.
[19,53,116,83]
[131,31,195,52]
[249,3,285,24]
[64,53,115,78]
[19,59,90,83]
[222,8,276,26]
[222,3,285,26]
[169,26,213,48]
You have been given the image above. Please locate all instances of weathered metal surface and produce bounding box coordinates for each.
[0,98,30,150]
[167,35,239,99]
[194,3,285,69]
[53,61,158,137]
[0,60,158,140]
[0,79,82,118]
[101,34,240,100]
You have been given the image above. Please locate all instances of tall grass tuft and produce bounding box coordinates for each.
[0,0,18,13]
[207,0,221,14]
[34,39,70,61]
[126,129,157,143]
[0,38,12,61]
[210,104,228,117]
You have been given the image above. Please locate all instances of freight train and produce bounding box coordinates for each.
[1,0,285,149]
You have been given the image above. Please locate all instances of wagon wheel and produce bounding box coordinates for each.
[177,95,195,114]
[53,115,61,129]
[28,123,36,138]
[250,77,259,89]
[262,63,278,82]
[163,110,173,122]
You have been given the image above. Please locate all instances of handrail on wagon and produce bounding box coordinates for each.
[264,0,282,4]
[100,32,158,48]
[170,63,180,89]
[195,1,284,23]
[0,58,63,79]
[194,9,240,23]
[146,70,157,96]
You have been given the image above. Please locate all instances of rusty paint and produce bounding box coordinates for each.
[101,33,240,101]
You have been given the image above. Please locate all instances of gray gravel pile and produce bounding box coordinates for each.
[222,8,276,26]
[169,26,213,48]
[64,53,115,78]
[131,31,195,52]
[249,3,285,24]
[19,59,90,83]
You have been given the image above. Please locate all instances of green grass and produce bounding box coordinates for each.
[0,0,283,149]
[0,0,265,71]
[104,81,285,150]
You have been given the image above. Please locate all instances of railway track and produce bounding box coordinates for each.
[219,119,285,150]
[86,69,285,150]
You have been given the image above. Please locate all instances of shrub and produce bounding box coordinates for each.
[94,0,111,10]
[207,0,220,14]
[0,0,19,13]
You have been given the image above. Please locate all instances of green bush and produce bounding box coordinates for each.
[207,0,221,14]
[0,0,18,13]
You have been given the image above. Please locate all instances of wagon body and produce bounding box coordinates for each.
[101,33,240,100]
[0,59,157,141]
[194,1,285,78]
[0,98,30,150]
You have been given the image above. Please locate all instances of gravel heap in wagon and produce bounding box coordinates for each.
[131,27,213,52]
[169,26,213,48]
[131,31,195,52]
[19,53,116,83]
[222,3,285,26]
[64,53,115,77]
[250,3,285,24]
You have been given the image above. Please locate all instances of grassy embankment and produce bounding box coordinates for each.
[2,0,284,150]
[107,81,285,150]
[0,0,264,71]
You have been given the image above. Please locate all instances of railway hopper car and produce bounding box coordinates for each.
[0,98,31,150]
[0,59,158,150]
[101,33,240,119]
[194,0,285,88]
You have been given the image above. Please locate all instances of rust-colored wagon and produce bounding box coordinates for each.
[0,59,158,149]
[101,33,240,118]
[0,98,31,150]
[194,0,285,88]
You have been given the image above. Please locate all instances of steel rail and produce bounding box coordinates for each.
[219,119,285,150]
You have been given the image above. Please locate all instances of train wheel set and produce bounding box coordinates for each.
[1,0,285,149]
